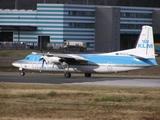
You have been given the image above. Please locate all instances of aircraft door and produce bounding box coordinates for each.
[32,56,39,69]
[107,62,113,72]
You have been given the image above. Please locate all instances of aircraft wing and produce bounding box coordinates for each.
[43,54,88,65]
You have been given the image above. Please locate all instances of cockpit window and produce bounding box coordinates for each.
[25,57,29,60]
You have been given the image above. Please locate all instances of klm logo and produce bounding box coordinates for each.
[138,40,153,48]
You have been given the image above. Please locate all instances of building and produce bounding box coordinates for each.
[0,4,160,52]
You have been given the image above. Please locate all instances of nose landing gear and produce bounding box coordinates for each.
[20,71,25,76]
[19,68,25,76]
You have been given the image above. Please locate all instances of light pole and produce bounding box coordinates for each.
[105,0,107,5]
[86,0,88,5]
[15,0,18,9]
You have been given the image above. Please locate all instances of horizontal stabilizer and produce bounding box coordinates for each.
[129,54,148,59]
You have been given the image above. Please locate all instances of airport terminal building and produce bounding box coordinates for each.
[0,4,160,52]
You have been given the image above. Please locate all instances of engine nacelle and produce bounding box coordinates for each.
[48,56,60,63]
[42,56,60,64]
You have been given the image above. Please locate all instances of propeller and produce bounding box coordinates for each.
[39,52,60,67]
[39,55,46,67]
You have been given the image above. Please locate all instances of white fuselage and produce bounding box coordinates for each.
[12,61,145,73]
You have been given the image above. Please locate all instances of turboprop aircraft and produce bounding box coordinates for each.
[12,25,158,78]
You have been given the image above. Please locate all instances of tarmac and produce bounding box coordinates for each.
[0,72,160,87]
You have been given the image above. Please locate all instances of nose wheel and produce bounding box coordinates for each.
[19,68,25,76]
[20,71,25,76]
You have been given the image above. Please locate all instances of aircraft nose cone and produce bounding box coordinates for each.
[12,61,20,67]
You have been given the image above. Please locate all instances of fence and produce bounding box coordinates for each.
[0,42,88,53]
[0,42,27,50]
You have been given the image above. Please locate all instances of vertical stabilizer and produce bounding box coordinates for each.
[135,26,155,58]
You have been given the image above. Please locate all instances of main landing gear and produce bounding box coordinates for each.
[64,72,91,78]
[63,63,92,78]
[85,73,91,77]
[64,63,71,78]
[64,72,71,78]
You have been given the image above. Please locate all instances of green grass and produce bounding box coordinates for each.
[94,96,138,102]
[0,50,62,58]
[0,83,160,120]
[102,96,121,102]
[47,91,58,97]
[21,93,38,98]
[0,50,40,58]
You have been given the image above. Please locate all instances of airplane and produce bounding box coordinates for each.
[12,25,158,78]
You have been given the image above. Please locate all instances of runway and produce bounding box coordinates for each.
[0,72,160,87]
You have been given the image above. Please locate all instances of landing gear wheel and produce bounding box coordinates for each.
[64,72,71,78]
[20,71,25,76]
[85,73,91,77]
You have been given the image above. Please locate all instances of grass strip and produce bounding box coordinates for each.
[0,83,160,120]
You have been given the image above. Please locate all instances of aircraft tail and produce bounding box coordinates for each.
[134,25,155,58]
[100,25,156,60]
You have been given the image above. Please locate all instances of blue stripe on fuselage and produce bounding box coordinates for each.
[79,54,157,66]
[22,53,43,63]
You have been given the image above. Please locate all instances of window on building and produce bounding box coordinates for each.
[120,24,145,29]
[68,11,95,17]
[69,22,95,28]
[121,12,152,18]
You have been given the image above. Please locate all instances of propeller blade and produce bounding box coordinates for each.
[39,58,43,61]
[42,59,45,67]
[39,56,46,67]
